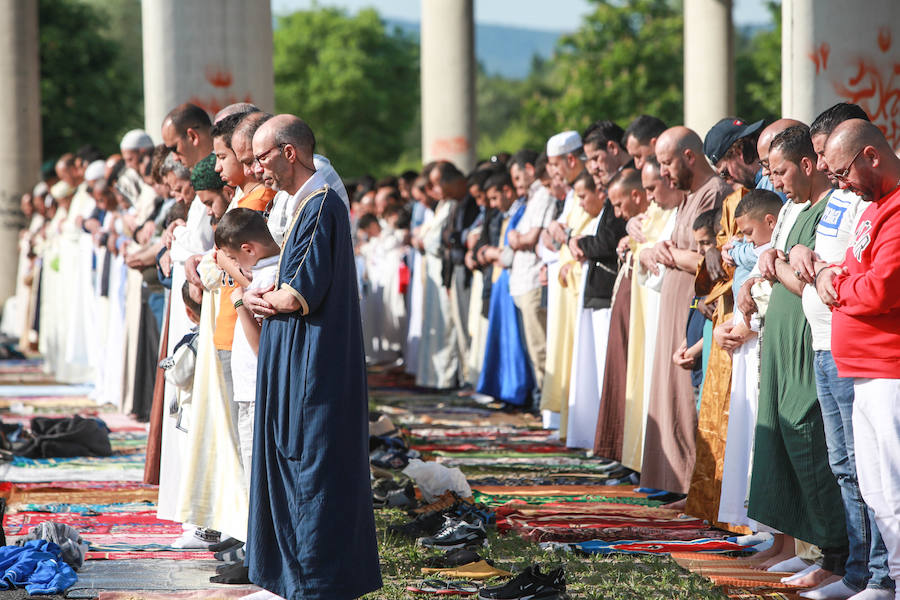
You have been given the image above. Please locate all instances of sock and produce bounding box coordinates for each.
[208,537,241,553]
[217,559,243,574]
[767,556,812,573]
[214,545,245,563]
[799,579,857,600]
[847,589,894,600]
[209,562,250,584]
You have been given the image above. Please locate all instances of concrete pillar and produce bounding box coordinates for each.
[421,0,476,172]
[142,0,274,139]
[0,1,41,303]
[684,0,734,138]
[782,0,900,148]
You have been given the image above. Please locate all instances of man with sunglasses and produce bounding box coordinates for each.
[816,119,900,600]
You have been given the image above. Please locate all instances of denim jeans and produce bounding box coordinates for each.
[815,350,894,591]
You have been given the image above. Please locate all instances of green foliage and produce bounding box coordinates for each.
[39,0,143,158]
[273,7,419,178]
[735,2,782,123]
[516,0,684,147]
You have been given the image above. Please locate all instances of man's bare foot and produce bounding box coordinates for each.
[660,498,686,511]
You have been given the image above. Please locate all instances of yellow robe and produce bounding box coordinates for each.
[621,202,675,471]
[686,187,748,529]
[541,204,592,436]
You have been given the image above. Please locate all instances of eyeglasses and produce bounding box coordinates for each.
[254,143,286,166]
[832,147,864,182]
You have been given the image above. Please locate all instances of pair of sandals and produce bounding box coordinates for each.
[406,579,478,595]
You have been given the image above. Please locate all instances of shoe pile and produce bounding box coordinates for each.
[388,491,496,549]
[369,415,420,470]
[371,476,416,509]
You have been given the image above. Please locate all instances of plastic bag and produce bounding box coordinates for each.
[402,458,472,502]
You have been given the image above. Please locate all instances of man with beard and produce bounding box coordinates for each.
[641,126,730,498]
[242,114,381,600]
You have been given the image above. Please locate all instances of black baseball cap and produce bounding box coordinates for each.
[704,117,765,165]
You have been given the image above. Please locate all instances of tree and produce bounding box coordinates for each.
[735,1,781,123]
[273,8,419,178]
[510,0,684,150]
[39,0,143,158]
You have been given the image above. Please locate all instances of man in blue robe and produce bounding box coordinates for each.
[242,114,382,599]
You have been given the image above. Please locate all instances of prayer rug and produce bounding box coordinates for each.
[0,384,94,397]
[473,484,645,496]
[0,481,158,505]
[86,550,215,560]
[0,395,96,410]
[98,589,260,600]
[572,538,748,554]
[65,559,239,597]
[435,456,619,471]
[0,453,145,482]
[4,510,182,549]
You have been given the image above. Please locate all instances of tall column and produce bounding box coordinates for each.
[0,1,41,303]
[684,0,734,137]
[421,0,476,172]
[142,0,275,139]
[782,0,900,148]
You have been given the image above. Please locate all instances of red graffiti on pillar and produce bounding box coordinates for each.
[430,136,470,158]
[185,64,254,117]
[205,66,234,89]
[832,58,900,147]
[809,43,831,75]
[878,27,892,53]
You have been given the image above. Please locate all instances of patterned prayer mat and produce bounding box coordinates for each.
[572,538,749,554]
[4,510,184,550]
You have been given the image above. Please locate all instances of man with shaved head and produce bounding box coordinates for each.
[213,102,259,124]
[241,114,382,599]
[641,126,730,498]
[816,119,900,599]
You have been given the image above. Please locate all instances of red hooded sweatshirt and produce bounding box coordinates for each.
[832,183,900,378]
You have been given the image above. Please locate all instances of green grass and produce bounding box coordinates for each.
[363,508,730,600]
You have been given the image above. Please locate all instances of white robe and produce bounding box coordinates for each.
[565,217,610,450]
[415,200,458,389]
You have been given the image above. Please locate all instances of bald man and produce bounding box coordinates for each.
[213,102,259,124]
[641,126,730,496]
[242,114,382,599]
[817,119,900,599]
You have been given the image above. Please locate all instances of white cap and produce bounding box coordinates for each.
[50,180,74,199]
[84,160,106,182]
[120,129,154,151]
[32,182,48,197]
[546,130,583,158]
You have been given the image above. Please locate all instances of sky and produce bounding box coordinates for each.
[271,0,777,31]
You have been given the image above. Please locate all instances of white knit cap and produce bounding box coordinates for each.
[84,160,106,182]
[50,180,74,199]
[120,129,154,151]
[32,181,48,197]
[546,130,583,158]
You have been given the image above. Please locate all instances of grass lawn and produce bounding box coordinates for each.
[365,508,731,600]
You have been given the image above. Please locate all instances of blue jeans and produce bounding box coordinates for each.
[815,350,894,591]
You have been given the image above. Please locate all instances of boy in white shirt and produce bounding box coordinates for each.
[213,208,281,487]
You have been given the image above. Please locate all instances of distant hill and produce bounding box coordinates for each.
[386,19,562,80]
